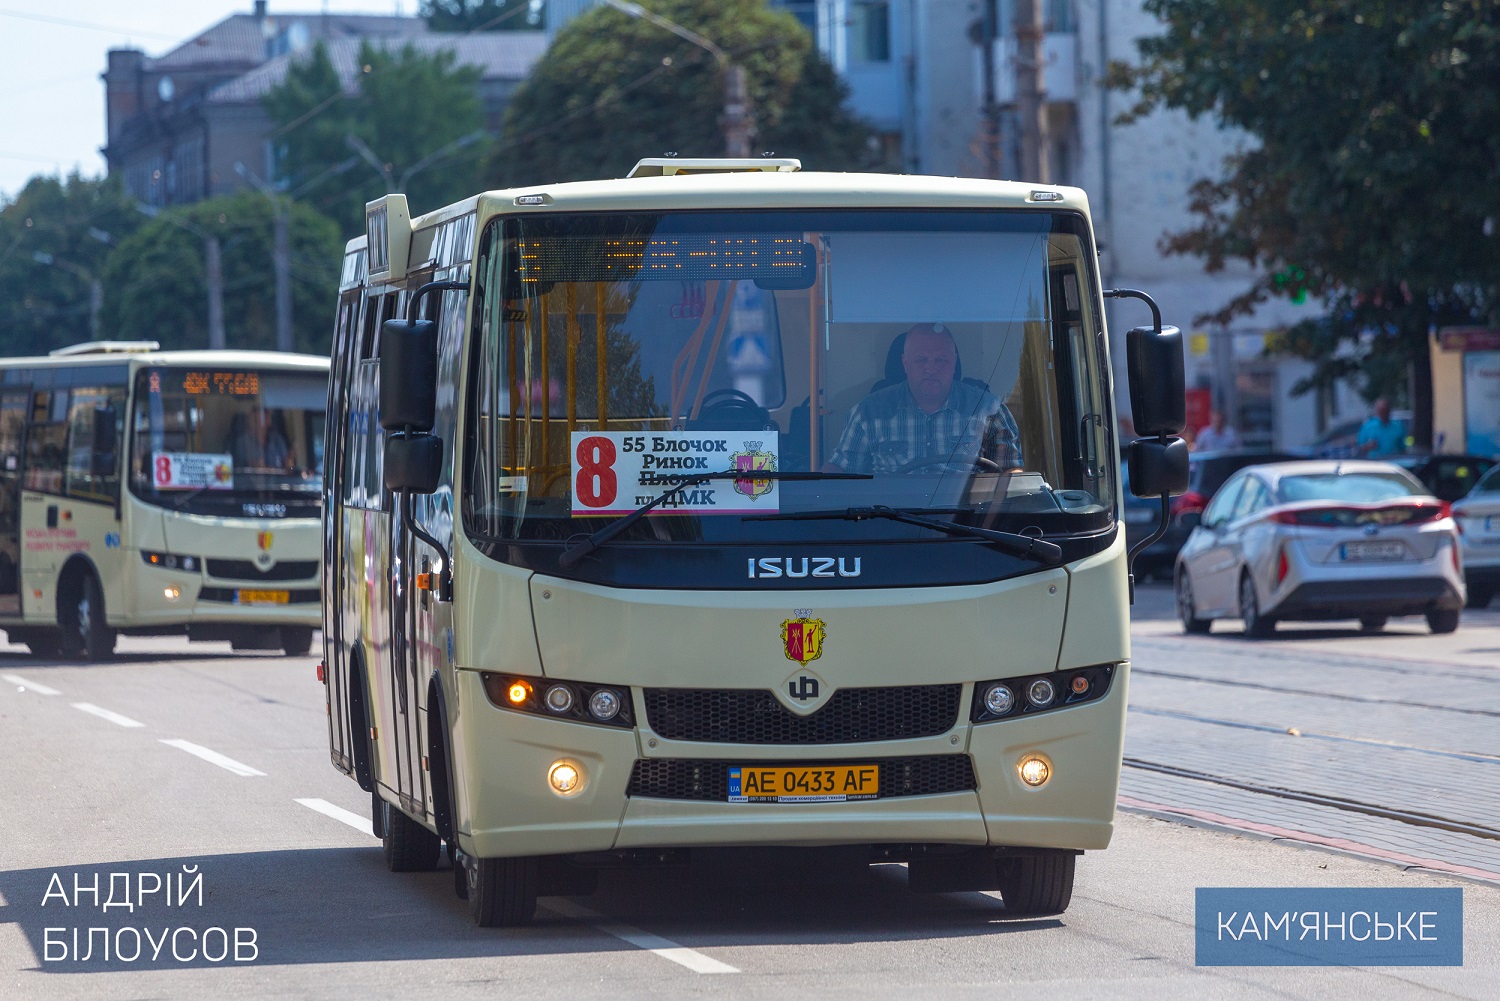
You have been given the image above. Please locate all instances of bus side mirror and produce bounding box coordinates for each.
[1127,436,1189,497]
[1125,324,1186,436]
[384,433,442,494]
[379,318,437,432]
[92,407,118,478]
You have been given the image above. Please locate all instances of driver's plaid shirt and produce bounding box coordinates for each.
[827,381,1023,474]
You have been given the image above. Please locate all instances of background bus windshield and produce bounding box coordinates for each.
[465,209,1115,559]
[131,367,325,517]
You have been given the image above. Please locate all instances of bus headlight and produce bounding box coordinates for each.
[982,684,1015,716]
[1017,754,1051,787]
[548,759,586,796]
[142,550,200,572]
[1027,678,1056,708]
[481,673,634,728]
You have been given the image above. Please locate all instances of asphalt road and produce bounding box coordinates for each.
[1,597,1497,999]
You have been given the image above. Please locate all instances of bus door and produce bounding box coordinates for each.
[0,389,29,615]
[324,291,361,774]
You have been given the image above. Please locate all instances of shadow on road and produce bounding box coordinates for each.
[0,847,1053,972]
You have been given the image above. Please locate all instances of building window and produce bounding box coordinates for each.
[1046,0,1075,33]
[849,1,890,63]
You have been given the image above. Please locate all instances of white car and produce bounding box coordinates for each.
[1174,460,1465,637]
[1451,464,1500,609]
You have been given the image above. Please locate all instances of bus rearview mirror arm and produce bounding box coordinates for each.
[1106,288,1188,602]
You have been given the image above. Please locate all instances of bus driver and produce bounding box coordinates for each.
[823,323,1023,475]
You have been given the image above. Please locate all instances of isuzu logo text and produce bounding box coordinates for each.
[747,557,862,579]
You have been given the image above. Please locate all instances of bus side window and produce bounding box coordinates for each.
[65,386,127,504]
[25,387,68,495]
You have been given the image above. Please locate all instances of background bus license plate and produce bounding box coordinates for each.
[237,589,290,604]
[1340,541,1404,561]
[728,764,879,803]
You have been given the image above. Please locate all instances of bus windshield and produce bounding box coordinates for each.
[465,209,1114,567]
[130,367,326,518]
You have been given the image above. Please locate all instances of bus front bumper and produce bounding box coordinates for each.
[130,556,321,627]
[454,667,1126,860]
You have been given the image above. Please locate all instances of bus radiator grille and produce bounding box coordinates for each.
[206,558,320,581]
[626,755,977,801]
[642,685,961,744]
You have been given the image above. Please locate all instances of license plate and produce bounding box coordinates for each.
[1340,541,1405,562]
[236,589,290,604]
[728,764,879,803]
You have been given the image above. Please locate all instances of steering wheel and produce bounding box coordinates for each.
[690,388,770,430]
[894,454,1006,475]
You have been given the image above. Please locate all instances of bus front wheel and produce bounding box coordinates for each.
[281,626,314,657]
[996,852,1076,917]
[60,571,116,661]
[465,855,538,927]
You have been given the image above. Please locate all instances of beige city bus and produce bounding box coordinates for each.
[322,158,1186,926]
[0,342,328,658]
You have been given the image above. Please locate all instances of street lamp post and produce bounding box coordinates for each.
[235,162,294,354]
[32,251,102,341]
[137,204,227,350]
[600,0,753,158]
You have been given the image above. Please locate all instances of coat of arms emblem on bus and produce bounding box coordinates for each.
[781,615,826,665]
[729,442,776,500]
[257,531,273,551]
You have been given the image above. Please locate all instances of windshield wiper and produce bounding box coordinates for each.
[558,470,871,569]
[167,485,217,510]
[746,505,1064,564]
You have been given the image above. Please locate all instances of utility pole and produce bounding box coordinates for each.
[979,0,1003,179]
[205,235,226,350]
[235,162,294,353]
[1015,0,1048,182]
[602,0,753,158]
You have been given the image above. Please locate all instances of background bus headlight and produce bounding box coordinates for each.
[1027,678,1055,708]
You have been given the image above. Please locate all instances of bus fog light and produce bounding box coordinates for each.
[1017,754,1051,787]
[588,688,621,721]
[544,684,574,714]
[548,760,585,795]
[163,586,181,600]
[983,684,1015,715]
[1027,678,1055,707]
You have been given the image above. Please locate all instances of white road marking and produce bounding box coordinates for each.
[295,797,374,836]
[159,739,265,776]
[71,702,144,727]
[3,673,59,695]
[544,898,739,974]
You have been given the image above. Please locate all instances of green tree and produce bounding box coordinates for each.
[421,0,543,31]
[98,193,342,355]
[494,0,882,186]
[1110,1,1500,446]
[264,41,487,237]
[0,173,143,356]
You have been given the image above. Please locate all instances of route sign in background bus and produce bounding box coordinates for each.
[322,158,1186,928]
[0,343,329,659]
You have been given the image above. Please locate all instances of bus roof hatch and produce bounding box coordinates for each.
[627,157,801,178]
[49,341,161,357]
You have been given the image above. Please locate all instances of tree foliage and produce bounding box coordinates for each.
[264,41,487,237]
[421,0,542,31]
[1111,0,1500,441]
[98,193,342,355]
[0,173,142,356]
[493,0,883,186]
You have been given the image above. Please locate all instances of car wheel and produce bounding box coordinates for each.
[1359,616,1387,633]
[1240,572,1275,639]
[1427,608,1460,634]
[1465,586,1492,610]
[1175,569,1212,634]
[467,855,538,927]
[996,852,1076,917]
[59,571,116,660]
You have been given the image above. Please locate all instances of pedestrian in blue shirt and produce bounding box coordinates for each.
[1357,397,1407,457]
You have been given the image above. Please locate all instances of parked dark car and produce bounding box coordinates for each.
[1125,449,1298,578]
[1389,454,1496,502]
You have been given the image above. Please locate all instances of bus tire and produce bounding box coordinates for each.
[281,626,315,656]
[466,856,538,928]
[381,799,441,872]
[25,631,61,658]
[59,569,116,661]
[996,852,1075,917]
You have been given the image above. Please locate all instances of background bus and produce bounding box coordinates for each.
[0,342,328,658]
[323,160,1184,927]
